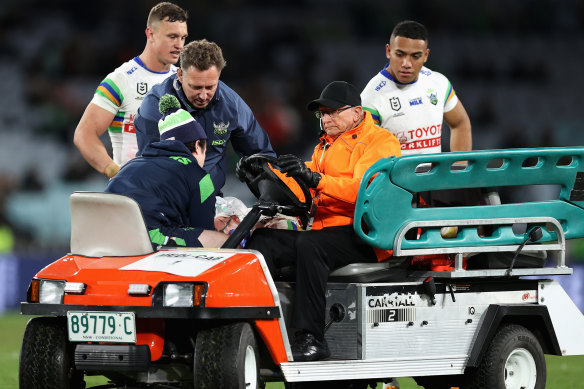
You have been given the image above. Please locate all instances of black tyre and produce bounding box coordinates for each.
[193,322,259,389]
[465,324,545,389]
[19,317,86,389]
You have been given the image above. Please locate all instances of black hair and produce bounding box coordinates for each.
[185,139,206,153]
[391,20,428,43]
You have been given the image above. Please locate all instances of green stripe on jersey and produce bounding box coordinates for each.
[149,228,166,245]
[174,237,186,246]
[199,174,214,203]
[102,78,124,101]
[443,81,454,102]
[363,106,379,117]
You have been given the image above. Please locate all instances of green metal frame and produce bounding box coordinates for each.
[354,147,584,251]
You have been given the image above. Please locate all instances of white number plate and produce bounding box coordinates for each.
[67,311,136,343]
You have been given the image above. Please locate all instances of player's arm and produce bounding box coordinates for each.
[444,100,472,152]
[360,87,382,126]
[362,107,381,126]
[73,103,120,178]
[198,230,229,248]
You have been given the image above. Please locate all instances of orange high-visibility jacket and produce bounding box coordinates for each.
[308,111,401,231]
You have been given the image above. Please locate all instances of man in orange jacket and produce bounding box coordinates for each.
[242,81,401,361]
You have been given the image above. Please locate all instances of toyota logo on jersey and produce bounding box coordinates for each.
[395,124,442,154]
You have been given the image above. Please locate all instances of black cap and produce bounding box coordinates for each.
[307,81,361,111]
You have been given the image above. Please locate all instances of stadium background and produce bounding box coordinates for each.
[1,0,584,313]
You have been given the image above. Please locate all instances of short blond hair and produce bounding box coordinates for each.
[180,39,227,72]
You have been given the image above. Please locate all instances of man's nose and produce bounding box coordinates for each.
[402,57,412,68]
[321,114,333,124]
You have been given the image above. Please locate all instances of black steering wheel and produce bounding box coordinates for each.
[239,154,313,216]
[221,154,313,249]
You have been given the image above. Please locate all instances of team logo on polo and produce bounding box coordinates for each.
[427,89,438,105]
[137,82,148,95]
[389,97,401,111]
[213,121,229,135]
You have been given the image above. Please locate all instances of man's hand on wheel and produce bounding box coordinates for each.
[277,154,321,188]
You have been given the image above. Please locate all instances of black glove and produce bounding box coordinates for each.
[278,154,322,188]
[235,156,262,182]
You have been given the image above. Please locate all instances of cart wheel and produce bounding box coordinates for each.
[193,322,259,389]
[19,317,86,389]
[465,324,545,389]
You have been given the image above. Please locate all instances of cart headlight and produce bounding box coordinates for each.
[39,280,66,304]
[162,283,206,307]
[163,283,193,307]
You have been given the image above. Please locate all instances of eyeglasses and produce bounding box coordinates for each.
[314,106,353,120]
[219,216,235,233]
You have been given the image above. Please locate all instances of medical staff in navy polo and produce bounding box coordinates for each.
[134,39,275,192]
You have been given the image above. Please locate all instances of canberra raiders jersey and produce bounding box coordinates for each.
[91,57,176,165]
[361,65,458,155]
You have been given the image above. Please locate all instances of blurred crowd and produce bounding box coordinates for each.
[0,0,583,251]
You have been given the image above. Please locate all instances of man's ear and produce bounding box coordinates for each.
[196,140,206,154]
[145,27,154,42]
[177,68,183,82]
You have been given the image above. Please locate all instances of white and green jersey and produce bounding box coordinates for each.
[361,65,458,155]
[90,57,176,165]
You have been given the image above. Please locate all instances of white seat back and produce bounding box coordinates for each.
[70,192,154,257]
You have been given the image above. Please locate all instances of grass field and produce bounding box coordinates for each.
[2,311,583,389]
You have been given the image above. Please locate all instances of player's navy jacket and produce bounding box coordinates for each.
[105,140,216,240]
[134,74,275,190]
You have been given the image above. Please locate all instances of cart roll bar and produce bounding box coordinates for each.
[354,147,584,251]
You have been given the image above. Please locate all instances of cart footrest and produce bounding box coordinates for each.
[74,344,150,371]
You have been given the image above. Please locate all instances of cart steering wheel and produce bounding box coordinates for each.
[238,153,313,217]
[221,154,313,249]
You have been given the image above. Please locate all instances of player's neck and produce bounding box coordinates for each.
[139,51,171,73]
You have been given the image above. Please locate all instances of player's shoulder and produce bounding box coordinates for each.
[418,66,450,85]
[363,71,390,93]
[99,58,142,88]
[108,58,141,78]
